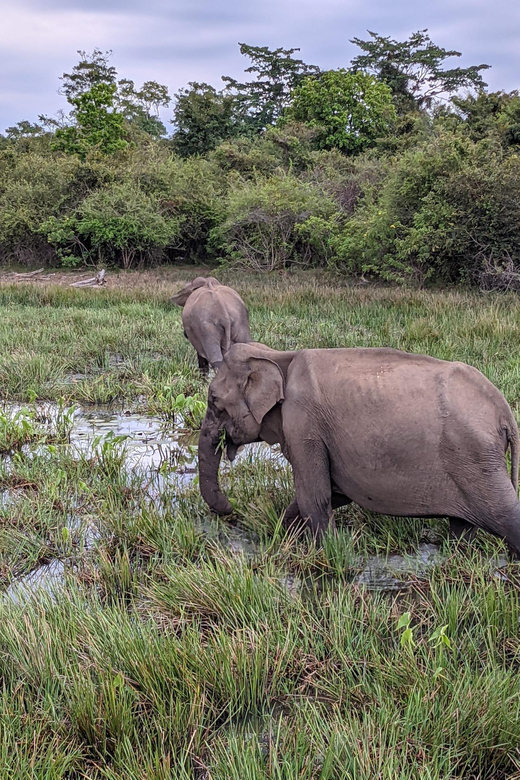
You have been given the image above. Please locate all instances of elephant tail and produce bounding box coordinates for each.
[508,423,519,494]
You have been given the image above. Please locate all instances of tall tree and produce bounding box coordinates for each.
[451,90,520,145]
[48,50,170,141]
[350,30,490,111]
[52,82,127,158]
[222,43,320,131]
[172,82,241,156]
[5,121,44,139]
[59,49,117,102]
[284,69,396,154]
[117,78,170,138]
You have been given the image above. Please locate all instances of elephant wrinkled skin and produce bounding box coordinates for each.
[198,343,520,552]
[172,277,251,373]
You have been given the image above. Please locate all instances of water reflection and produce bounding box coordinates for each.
[3,559,65,605]
[355,543,441,591]
[70,406,199,477]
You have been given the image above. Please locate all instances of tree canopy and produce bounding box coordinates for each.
[43,49,170,146]
[350,29,490,111]
[52,82,127,158]
[284,69,396,154]
[171,82,242,157]
[221,43,320,132]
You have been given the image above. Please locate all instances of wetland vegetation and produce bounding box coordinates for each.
[1,269,520,778]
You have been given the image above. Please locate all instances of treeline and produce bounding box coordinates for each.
[2,33,520,287]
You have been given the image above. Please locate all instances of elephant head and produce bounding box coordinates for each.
[171,276,221,307]
[198,343,286,515]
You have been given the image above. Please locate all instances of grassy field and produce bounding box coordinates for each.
[1,268,520,779]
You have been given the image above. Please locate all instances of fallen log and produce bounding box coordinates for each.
[17,276,56,282]
[70,269,106,288]
[6,268,45,279]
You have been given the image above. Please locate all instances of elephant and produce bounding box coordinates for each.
[198,342,520,552]
[172,277,251,374]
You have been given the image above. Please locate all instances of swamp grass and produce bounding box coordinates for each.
[1,269,520,777]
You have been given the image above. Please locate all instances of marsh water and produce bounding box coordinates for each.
[1,403,509,603]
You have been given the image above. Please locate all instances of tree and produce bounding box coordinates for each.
[171,82,241,156]
[46,50,170,141]
[451,91,520,146]
[222,43,320,132]
[117,78,170,138]
[284,69,396,154]
[59,49,117,102]
[350,30,490,111]
[5,121,44,139]
[52,82,127,158]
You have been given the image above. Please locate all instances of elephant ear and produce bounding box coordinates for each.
[171,277,208,307]
[244,357,285,425]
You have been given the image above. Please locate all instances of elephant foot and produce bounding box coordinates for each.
[282,499,307,533]
[449,517,476,542]
[282,498,343,542]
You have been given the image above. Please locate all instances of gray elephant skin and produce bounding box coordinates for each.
[172,277,251,373]
[198,342,520,552]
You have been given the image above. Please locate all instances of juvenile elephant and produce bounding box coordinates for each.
[172,277,251,374]
[198,342,520,552]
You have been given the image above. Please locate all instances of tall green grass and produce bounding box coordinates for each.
[1,270,520,777]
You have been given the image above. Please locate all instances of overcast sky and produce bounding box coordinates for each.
[1,0,519,133]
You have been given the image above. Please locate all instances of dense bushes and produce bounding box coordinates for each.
[331,133,520,284]
[2,103,520,285]
[42,182,181,268]
[213,173,338,270]
[0,151,83,265]
[0,147,227,268]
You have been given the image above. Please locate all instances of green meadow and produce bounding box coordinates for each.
[1,269,520,779]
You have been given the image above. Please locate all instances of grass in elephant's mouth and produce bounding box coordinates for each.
[1,269,520,778]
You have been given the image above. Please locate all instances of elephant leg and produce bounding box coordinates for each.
[291,446,336,539]
[449,518,476,542]
[283,492,351,532]
[197,354,209,376]
[481,499,520,557]
[454,481,520,557]
[282,498,301,529]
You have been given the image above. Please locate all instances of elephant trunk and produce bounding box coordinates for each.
[198,411,233,515]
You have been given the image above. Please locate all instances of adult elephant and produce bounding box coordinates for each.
[198,343,520,552]
[172,277,251,374]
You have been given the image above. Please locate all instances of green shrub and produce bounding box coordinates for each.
[0,151,81,265]
[332,131,520,285]
[212,173,338,270]
[210,135,285,178]
[156,156,227,262]
[41,181,181,268]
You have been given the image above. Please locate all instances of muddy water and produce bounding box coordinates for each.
[4,560,66,605]
[71,406,199,477]
[355,543,441,591]
[1,405,200,604]
[0,404,278,603]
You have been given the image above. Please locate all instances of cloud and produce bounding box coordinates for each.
[0,0,519,132]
